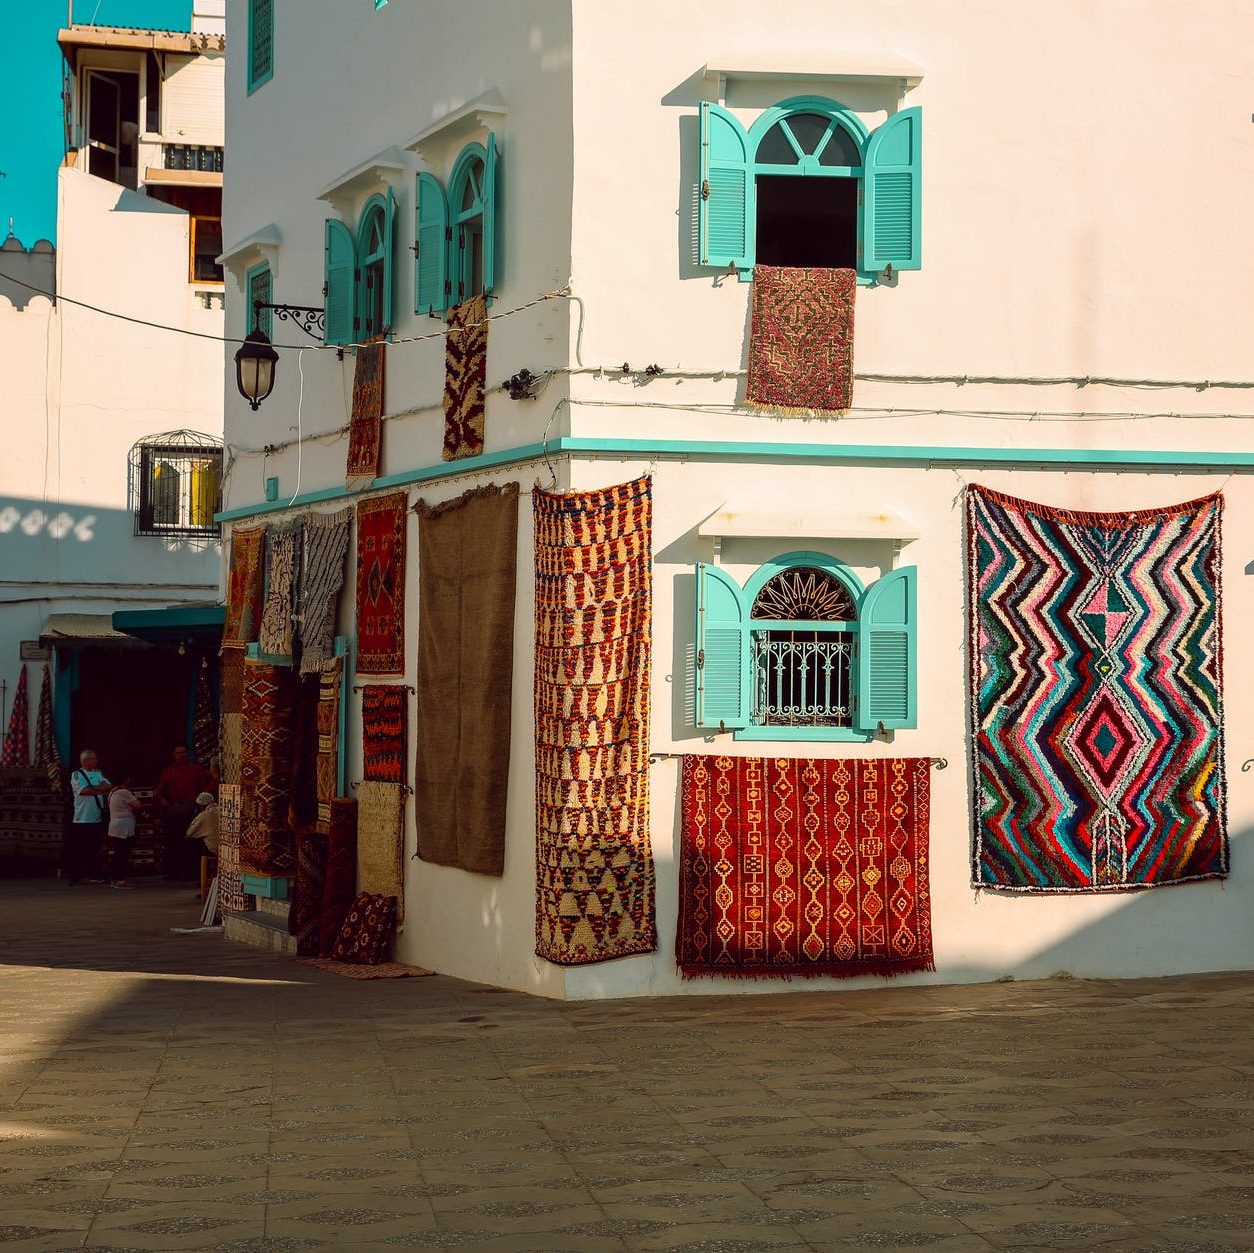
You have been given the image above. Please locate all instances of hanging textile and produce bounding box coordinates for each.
[361,685,407,784]
[258,522,302,658]
[355,780,405,923]
[217,783,254,914]
[415,483,518,875]
[238,660,297,876]
[287,673,321,835]
[315,658,342,834]
[288,832,328,956]
[192,657,217,766]
[346,339,386,487]
[2,665,29,767]
[33,665,60,795]
[297,507,352,676]
[355,492,407,675]
[319,796,358,955]
[223,525,266,644]
[678,755,935,979]
[442,294,487,461]
[967,485,1226,892]
[533,475,655,965]
[744,264,856,415]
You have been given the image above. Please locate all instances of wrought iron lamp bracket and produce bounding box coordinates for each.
[253,301,326,340]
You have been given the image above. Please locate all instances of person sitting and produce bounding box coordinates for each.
[186,791,219,855]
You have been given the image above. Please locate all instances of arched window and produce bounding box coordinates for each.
[749,562,861,728]
[448,143,489,304]
[693,554,917,739]
[356,192,392,339]
[698,96,922,278]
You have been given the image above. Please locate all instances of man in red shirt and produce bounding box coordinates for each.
[156,745,209,880]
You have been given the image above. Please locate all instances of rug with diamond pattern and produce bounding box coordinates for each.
[355,492,407,675]
[678,755,933,979]
[967,485,1226,892]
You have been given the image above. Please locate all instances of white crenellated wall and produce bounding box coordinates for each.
[220,0,1254,998]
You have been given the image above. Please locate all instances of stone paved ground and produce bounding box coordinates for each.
[2,879,1254,1251]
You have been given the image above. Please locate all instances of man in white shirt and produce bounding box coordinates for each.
[67,749,110,885]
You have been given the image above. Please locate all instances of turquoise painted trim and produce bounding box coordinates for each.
[735,726,872,743]
[113,605,225,632]
[334,636,349,798]
[245,260,272,338]
[215,436,1254,526]
[246,0,274,94]
[244,642,293,667]
[241,873,289,899]
[54,649,77,767]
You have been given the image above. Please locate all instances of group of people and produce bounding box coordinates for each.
[66,745,219,889]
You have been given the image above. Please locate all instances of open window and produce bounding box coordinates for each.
[699,97,921,280]
[85,68,140,189]
[694,554,917,739]
[190,215,223,283]
[322,187,395,346]
[414,134,498,317]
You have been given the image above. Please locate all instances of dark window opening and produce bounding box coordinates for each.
[755,174,858,270]
[362,257,385,336]
[145,52,162,134]
[190,217,223,283]
[131,438,223,539]
[86,69,139,189]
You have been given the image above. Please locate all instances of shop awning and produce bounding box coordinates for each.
[112,603,225,645]
[42,614,152,650]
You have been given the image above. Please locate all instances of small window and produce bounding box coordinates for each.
[85,69,140,189]
[190,216,223,284]
[129,432,224,539]
[145,51,162,134]
[693,554,917,739]
[248,0,274,93]
[246,261,272,338]
[449,152,487,303]
[358,201,388,337]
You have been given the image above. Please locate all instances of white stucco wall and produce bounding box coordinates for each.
[219,0,1254,998]
[0,166,222,737]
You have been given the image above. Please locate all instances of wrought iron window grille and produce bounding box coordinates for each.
[128,430,224,541]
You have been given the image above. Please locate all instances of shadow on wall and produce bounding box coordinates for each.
[0,494,221,589]
[0,237,55,309]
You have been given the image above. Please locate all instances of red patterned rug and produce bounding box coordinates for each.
[239,661,297,876]
[678,756,934,979]
[315,658,342,834]
[442,294,487,461]
[288,832,327,956]
[533,475,655,965]
[361,685,407,783]
[355,492,407,674]
[745,265,856,415]
[319,796,358,956]
[224,525,266,644]
[347,339,385,486]
[2,664,29,767]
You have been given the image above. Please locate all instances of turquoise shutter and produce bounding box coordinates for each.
[694,562,749,730]
[380,184,395,333]
[482,132,498,296]
[247,0,273,93]
[855,566,917,733]
[860,106,922,272]
[414,171,449,316]
[698,102,753,271]
[323,218,355,346]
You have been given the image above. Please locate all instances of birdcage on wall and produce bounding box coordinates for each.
[128,430,224,542]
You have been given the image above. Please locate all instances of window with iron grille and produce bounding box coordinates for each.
[248,0,274,94]
[129,431,224,539]
[750,566,857,727]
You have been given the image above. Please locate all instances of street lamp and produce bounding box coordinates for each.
[233,328,278,411]
[232,301,327,411]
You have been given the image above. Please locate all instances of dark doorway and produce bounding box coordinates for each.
[72,648,197,787]
[755,175,858,270]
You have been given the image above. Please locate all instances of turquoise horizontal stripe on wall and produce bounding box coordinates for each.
[216,436,1254,524]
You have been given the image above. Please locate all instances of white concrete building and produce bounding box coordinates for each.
[0,10,226,795]
[220,0,1254,997]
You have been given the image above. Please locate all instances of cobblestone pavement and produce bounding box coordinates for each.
[2,878,1254,1250]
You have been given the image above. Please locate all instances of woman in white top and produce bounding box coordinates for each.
[106,774,142,890]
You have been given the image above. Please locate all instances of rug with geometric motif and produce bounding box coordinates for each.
[224,525,266,644]
[347,338,385,488]
[361,685,407,784]
[355,492,407,675]
[678,755,934,979]
[315,658,342,835]
[533,475,655,965]
[967,485,1227,892]
[442,294,486,461]
[239,660,297,877]
[744,265,856,415]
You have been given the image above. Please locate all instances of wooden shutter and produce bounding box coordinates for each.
[694,562,750,730]
[248,0,273,92]
[699,102,753,271]
[380,185,395,333]
[482,132,498,296]
[860,106,922,272]
[414,171,448,316]
[246,262,272,339]
[323,218,355,346]
[855,566,917,733]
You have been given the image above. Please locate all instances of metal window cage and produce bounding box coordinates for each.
[128,430,224,542]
